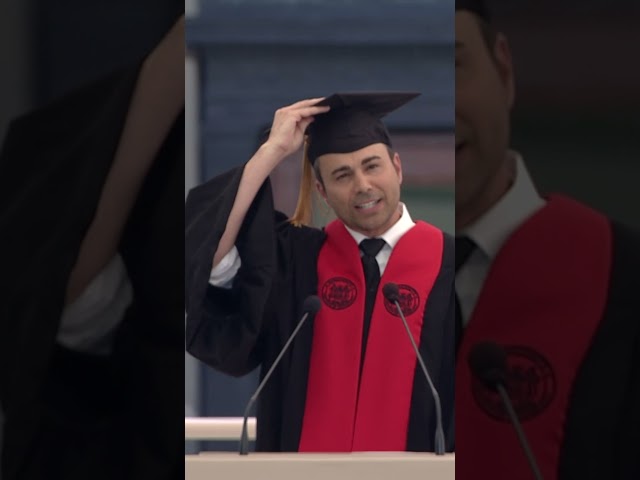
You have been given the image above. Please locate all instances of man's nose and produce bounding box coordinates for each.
[354,171,372,193]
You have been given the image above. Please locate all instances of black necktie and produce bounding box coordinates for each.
[455,236,476,353]
[359,238,387,373]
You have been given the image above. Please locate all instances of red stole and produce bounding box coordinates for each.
[456,195,612,479]
[298,220,444,452]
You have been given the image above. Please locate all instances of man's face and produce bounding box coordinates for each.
[315,143,403,237]
[456,12,515,222]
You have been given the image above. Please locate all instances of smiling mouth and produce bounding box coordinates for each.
[355,199,381,210]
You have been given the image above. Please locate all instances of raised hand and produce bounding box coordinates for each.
[264,98,330,160]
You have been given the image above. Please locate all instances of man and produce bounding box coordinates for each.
[455,1,640,479]
[0,15,184,480]
[185,92,455,452]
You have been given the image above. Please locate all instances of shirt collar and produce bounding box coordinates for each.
[461,151,546,260]
[344,203,415,249]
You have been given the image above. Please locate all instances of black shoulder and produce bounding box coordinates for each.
[274,214,326,248]
[606,220,640,312]
[611,220,640,267]
[185,165,244,214]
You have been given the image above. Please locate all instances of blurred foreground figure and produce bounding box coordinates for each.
[454,2,640,479]
[0,15,185,480]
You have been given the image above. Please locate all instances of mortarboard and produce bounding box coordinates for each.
[306,92,421,165]
[291,91,420,226]
[456,0,491,21]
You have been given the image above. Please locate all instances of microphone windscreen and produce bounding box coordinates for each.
[382,283,400,303]
[468,341,507,390]
[303,295,322,314]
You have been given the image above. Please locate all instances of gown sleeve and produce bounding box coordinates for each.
[185,165,324,377]
[0,61,153,480]
[0,61,143,401]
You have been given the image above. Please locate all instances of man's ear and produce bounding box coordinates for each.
[393,153,403,185]
[315,179,328,201]
[493,33,515,109]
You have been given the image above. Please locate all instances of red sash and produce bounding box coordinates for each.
[456,195,612,479]
[298,220,444,451]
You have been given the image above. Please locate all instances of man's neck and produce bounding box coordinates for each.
[456,153,515,231]
[343,203,416,251]
[354,203,403,238]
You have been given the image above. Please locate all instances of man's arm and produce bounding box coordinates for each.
[64,16,185,305]
[212,98,330,268]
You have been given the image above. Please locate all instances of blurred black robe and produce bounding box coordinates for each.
[0,62,184,480]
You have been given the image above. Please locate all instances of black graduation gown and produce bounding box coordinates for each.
[557,220,640,479]
[185,164,456,452]
[0,63,184,479]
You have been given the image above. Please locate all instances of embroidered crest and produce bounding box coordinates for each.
[472,346,556,422]
[322,277,357,310]
[383,284,420,316]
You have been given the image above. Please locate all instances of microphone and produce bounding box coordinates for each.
[239,295,322,455]
[468,341,544,480]
[382,282,446,455]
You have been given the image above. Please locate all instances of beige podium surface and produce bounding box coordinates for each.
[185,452,455,480]
[185,416,256,441]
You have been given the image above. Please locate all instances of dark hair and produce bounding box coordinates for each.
[313,145,396,187]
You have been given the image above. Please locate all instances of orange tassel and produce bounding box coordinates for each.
[290,138,315,227]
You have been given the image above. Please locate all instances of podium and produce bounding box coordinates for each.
[186,452,454,480]
[185,417,454,479]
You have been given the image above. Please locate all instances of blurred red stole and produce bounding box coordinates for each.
[456,196,612,480]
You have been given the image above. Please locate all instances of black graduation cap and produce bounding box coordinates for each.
[456,0,490,20]
[306,92,421,165]
[289,92,420,227]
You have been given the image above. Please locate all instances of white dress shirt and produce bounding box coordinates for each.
[56,253,133,355]
[456,152,546,326]
[209,203,416,288]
